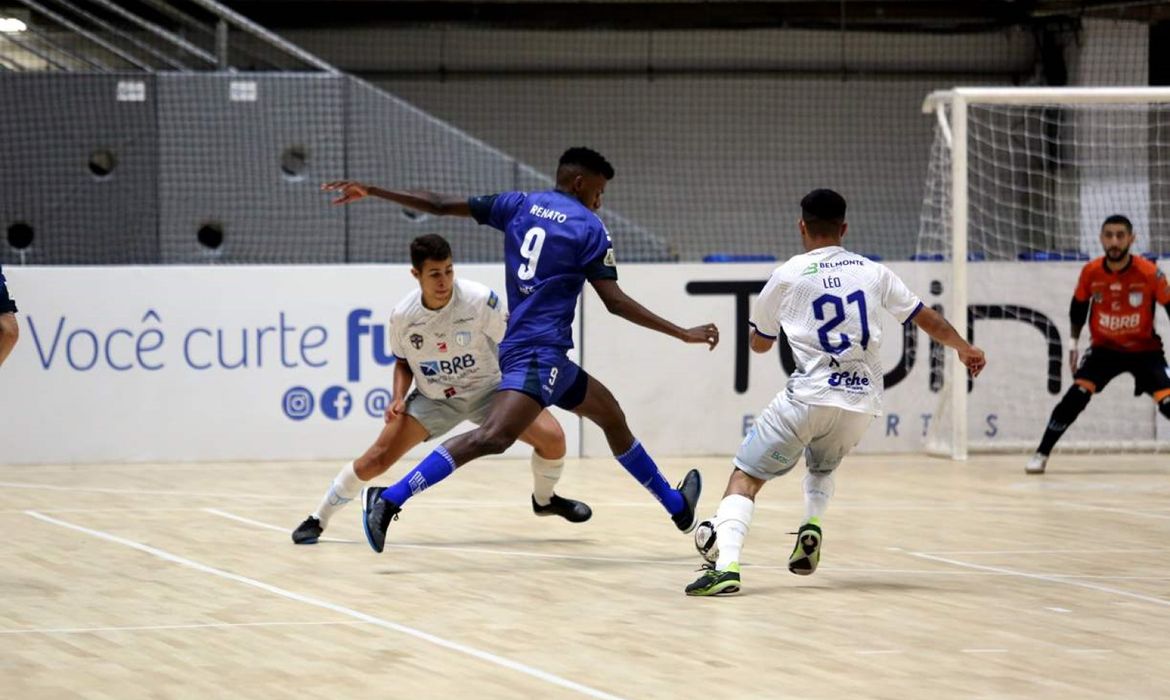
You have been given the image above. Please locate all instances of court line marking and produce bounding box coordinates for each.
[914,548,1170,555]
[907,551,1170,609]
[0,481,302,501]
[0,620,372,636]
[23,511,628,700]
[205,509,1170,580]
[204,508,716,567]
[1056,502,1170,521]
[206,508,358,543]
[10,480,1167,514]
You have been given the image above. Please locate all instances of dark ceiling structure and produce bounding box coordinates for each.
[221,1,1170,32]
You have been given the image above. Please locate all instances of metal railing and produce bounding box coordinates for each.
[0,0,337,73]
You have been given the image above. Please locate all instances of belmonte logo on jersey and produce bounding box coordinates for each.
[802,263,819,276]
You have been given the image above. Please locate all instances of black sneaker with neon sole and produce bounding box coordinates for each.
[685,562,742,596]
[788,518,823,576]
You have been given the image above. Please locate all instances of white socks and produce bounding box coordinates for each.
[803,471,835,521]
[713,494,754,570]
[312,461,367,527]
[530,453,565,506]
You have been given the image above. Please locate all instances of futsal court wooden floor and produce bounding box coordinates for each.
[2,453,1169,699]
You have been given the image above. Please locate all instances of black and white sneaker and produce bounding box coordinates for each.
[291,515,323,545]
[671,468,703,534]
[788,518,823,576]
[361,486,400,554]
[532,494,592,523]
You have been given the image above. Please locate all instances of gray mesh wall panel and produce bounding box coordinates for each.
[345,79,520,263]
[382,76,953,262]
[512,165,674,263]
[346,79,671,264]
[157,74,345,263]
[0,74,158,265]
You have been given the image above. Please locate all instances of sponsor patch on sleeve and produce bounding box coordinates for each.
[487,291,499,309]
[603,248,615,267]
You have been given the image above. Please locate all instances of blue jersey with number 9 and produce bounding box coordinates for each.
[469,189,616,351]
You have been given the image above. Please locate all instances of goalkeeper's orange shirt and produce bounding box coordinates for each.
[1074,255,1170,352]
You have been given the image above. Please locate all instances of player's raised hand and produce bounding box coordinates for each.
[959,345,986,378]
[383,398,406,424]
[322,180,369,205]
[681,323,720,350]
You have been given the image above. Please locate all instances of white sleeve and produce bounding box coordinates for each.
[480,288,508,343]
[750,269,786,339]
[388,310,408,360]
[880,265,924,324]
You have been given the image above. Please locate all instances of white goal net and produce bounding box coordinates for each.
[919,88,1170,457]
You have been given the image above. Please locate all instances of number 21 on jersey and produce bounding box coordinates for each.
[813,290,870,353]
[517,227,546,280]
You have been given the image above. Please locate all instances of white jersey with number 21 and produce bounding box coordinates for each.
[750,245,923,416]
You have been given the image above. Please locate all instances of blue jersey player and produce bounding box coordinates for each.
[323,147,721,553]
[0,263,17,368]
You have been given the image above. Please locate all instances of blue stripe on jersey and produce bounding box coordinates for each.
[904,301,925,325]
[749,322,777,340]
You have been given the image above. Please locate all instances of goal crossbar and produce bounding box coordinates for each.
[922,86,1170,460]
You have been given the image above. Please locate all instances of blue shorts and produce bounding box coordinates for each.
[497,345,589,410]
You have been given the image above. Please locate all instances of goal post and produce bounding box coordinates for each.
[921,87,1170,459]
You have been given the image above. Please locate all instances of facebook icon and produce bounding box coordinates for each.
[320,386,353,420]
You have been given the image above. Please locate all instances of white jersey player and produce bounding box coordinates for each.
[686,189,986,596]
[292,234,590,545]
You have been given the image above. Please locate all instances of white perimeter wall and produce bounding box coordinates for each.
[0,265,579,464]
[2,261,1167,464]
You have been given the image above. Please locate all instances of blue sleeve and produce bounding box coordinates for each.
[581,222,618,282]
[468,191,526,231]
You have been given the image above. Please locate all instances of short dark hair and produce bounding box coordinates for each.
[558,147,615,180]
[410,234,452,270]
[801,188,847,236]
[1102,214,1133,232]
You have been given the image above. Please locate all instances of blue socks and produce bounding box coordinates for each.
[380,441,683,517]
[380,446,457,507]
[616,440,684,515]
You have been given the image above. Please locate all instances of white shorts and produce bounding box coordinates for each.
[404,388,495,439]
[734,394,873,481]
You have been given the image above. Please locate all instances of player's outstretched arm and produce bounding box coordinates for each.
[912,306,986,377]
[321,181,471,217]
[590,279,719,350]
